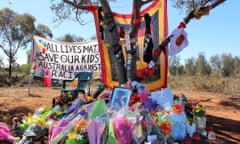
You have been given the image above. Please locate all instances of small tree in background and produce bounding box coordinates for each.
[169,55,181,76]
[233,56,240,77]
[210,55,222,73]
[221,53,234,77]
[184,57,196,76]
[21,64,30,75]
[195,53,211,76]
[57,34,84,42]
[0,8,52,83]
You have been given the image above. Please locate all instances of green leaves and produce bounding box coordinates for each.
[0,7,52,79]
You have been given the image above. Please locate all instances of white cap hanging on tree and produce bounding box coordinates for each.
[169,22,189,56]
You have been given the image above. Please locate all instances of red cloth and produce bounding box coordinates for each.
[86,5,97,11]
[137,67,155,80]
[43,76,52,87]
[133,18,142,27]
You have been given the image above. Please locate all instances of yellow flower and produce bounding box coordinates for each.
[195,107,200,113]
[32,117,46,128]
[193,104,206,117]
[68,132,77,140]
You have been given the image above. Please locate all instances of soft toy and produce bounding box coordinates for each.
[0,122,17,143]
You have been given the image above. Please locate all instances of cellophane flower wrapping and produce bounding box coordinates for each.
[49,115,81,144]
[186,122,196,137]
[194,116,206,131]
[154,110,172,142]
[150,88,173,110]
[132,115,146,143]
[170,113,186,141]
[48,119,69,143]
[106,119,118,144]
[87,99,107,120]
[113,115,134,144]
[87,119,106,144]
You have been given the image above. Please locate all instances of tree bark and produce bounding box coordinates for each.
[128,0,154,81]
[63,0,126,84]
[184,0,226,24]
[127,0,142,81]
[99,0,126,84]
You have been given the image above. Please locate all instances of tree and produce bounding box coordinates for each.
[210,54,222,76]
[184,57,196,76]
[169,55,181,76]
[221,53,234,77]
[50,0,227,84]
[57,33,84,42]
[51,0,155,84]
[195,53,211,76]
[233,56,240,77]
[210,54,240,77]
[0,8,52,81]
[0,57,4,68]
[34,24,53,38]
[170,0,226,20]
[21,64,30,74]
[210,55,221,71]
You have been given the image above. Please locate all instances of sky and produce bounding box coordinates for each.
[0,0,240,65]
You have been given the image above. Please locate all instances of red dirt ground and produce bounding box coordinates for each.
[0,87,239,144]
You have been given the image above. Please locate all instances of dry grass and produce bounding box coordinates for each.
[168,75,240,96]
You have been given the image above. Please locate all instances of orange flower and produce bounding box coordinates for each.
[74,118,88,134]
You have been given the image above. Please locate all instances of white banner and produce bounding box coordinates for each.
[31,35,101,80]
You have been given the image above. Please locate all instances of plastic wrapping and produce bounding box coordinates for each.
[170,113,186,141]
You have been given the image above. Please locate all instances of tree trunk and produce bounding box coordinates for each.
[99,0,126,84]
[127,0,142,81]
[8,51,12,86]
[8,59,12,79]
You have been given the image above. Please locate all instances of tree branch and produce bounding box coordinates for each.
[140,0,154,7]
[211,0,226,9]
[63,0,92,10]
[158,0,226,56]
[184,0,226,24]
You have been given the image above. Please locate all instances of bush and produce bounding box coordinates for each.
[168,75,240,95]
[21,64,30,74]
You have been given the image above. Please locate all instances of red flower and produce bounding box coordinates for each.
[173,104,185,114]
[130,93,140,105]
[160,122,171,136]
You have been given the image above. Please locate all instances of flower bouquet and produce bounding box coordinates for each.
[155,110,172,144]
[65,119,89,144]
[192,103,206,131]
[159,121,172,144]
[192,104,206,117]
